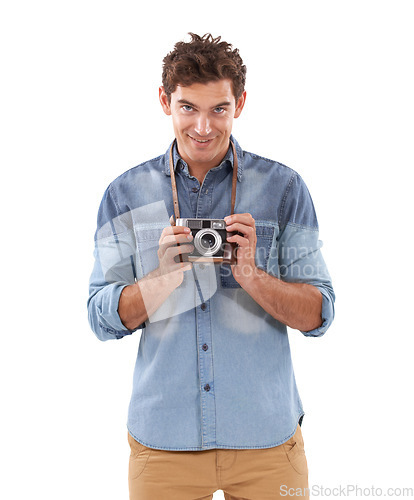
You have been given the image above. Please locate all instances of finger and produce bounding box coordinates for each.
[158,235,193,257]
[159,226,192,245]
[160,225,191,237]
[168,262,193,274]
[164,244,194,260]
[159,242,194,261]
[226,234,250,247]
[161,261,193,276]
[225,213,255,226]
[161,233,193,247]
[180,262,193,272]
[171,225,191,234]
[226,222,256,239]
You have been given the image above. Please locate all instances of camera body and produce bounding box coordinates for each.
[176,218,237,264]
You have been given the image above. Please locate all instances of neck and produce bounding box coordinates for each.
[176,141,231,184]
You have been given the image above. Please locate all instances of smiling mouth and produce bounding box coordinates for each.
[188,135,214,144]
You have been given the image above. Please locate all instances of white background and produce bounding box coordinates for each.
[1,1,413,498]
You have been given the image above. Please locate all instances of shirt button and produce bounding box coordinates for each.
[204,384,211,392]
[202,344,208,351]
[192,187,199,193]
[201,303,207,311]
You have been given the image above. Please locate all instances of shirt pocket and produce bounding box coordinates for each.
[220,223,275,288]
[133,224,164,278]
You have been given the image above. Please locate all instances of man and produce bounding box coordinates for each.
[88,33,335,500]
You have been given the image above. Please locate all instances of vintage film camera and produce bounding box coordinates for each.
[176,218,238,264]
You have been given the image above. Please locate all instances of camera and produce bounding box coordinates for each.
[176,218,238,264]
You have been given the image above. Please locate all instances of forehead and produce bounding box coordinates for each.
[171,79,236,105]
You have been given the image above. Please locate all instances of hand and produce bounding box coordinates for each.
[156,222,194,282]
[224,213,258,286]
[118,224,193,330]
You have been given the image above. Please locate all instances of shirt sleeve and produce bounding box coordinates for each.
[87,184,144,341]
[277,172,335,337]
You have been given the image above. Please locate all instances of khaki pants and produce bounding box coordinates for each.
[128,425,309,500]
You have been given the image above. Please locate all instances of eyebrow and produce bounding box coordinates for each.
[177,99,232,108]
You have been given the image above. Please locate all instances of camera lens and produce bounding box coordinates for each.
[194,229,222,256]
[201,233,216,249]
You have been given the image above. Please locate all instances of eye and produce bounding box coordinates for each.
[182,105,193,112]
[214,107,225,114]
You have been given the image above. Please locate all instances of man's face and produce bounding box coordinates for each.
[159,79,246,173]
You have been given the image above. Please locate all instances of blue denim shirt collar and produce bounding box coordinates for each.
[163,134,244,182]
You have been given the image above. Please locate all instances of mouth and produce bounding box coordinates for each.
[188,135,214,145]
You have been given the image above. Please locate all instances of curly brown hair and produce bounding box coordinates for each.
[162,33,246,102]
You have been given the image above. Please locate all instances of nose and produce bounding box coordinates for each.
[194,114,212,136]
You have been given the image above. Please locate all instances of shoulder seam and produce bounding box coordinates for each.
[279,171,296,226]
[112,154,164,184]
[108,182,121,216]
[244,151,295,172]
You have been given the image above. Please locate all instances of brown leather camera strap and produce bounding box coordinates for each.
[168,140,238,222]
[169,141,181,223]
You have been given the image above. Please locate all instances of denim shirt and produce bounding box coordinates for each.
[87,136,335,450]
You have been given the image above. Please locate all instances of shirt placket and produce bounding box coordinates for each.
[187,171,217,448]
[195,265,216,448]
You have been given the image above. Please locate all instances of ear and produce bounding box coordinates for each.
[159,86,172,116]
[234,90,247,118]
